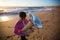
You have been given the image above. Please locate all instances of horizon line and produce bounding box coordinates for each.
[0,6,60,8]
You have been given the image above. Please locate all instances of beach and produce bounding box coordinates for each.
[0,6,60,40]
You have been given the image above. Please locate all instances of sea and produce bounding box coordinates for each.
[0,7,53,22]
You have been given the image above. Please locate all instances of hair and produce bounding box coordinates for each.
[19,12,26,19]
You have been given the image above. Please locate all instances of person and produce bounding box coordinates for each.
[14,12,28,40]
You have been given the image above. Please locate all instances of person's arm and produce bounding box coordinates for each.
[22,21,33,31]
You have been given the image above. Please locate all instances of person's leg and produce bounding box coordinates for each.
[21,36,27,40]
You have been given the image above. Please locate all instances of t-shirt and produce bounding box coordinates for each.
[14,19,28,36]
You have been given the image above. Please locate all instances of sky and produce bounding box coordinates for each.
[0,0,60,7]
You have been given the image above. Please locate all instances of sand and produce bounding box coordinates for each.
[0,6,60,40]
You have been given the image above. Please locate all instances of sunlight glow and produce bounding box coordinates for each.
[0,16,9,22]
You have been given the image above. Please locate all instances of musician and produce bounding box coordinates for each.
[14,12,28,40]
